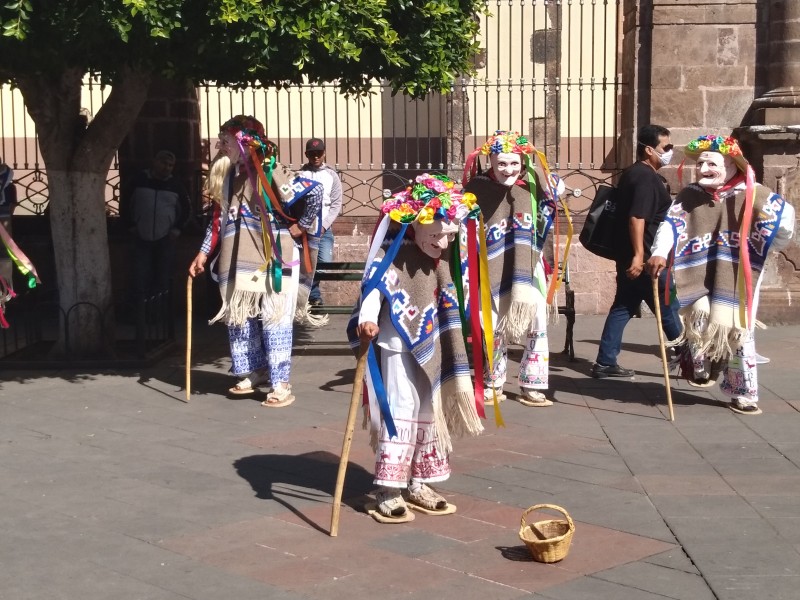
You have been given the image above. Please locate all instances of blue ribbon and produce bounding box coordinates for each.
[367,343,398,439]
[361,223,409,298]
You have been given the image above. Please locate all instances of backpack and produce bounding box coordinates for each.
[578,184,619,260]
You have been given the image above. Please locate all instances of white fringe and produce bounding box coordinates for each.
[294,302,330,327]
[209,289,263,326]
[502,301,535,344]
[680,308,735,362]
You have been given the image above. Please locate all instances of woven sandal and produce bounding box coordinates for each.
[729,400,762,416]
[229,370,270,395]
[404,484,448,511]
[375,489,407,517]
[484,389,506,405]
[518,390,553,407]
[261,384,295,408]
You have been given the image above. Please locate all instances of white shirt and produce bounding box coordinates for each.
[298,164,342,231]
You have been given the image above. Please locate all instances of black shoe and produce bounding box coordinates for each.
[591,363,635,379]
[308,298,323,307]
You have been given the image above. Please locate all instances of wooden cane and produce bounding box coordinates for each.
[185,275,193,403]
[652,275,675,421]
[330,342,369,537]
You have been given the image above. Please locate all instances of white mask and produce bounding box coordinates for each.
[215,132,242,165]
[656,149,673,166]
[412,219,459,259]
[696,151,737,191]
[490,152,523,187]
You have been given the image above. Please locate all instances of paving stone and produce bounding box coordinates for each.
[2,315,800,600]
[593,561,716,599]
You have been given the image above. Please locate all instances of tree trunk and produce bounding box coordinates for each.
[47,171,115,356]
[446,78,473,182]
[17,67,152,357]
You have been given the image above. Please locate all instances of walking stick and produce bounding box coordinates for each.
[330,342,369,537]
[652,275,675,421]
[185,275,193,403]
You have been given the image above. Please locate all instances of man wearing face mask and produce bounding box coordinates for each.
[647,135,794,415]
[591,124,683,379]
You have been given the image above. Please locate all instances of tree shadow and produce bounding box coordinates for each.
[233,451,374,534]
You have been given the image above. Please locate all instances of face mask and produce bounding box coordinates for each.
[490,152,523,187]
[657,149,673,166]
[696,151,737,191]
[412,219,459,259]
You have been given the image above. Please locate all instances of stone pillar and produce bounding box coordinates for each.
[748,0,800,124]
[733,2,800,323]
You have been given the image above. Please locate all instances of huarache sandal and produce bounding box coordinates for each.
[403,484,457,515]
[228,370,269,395]
[484,389,506,405]
[261,384,295,408]
[729,400,762,415]
[517,390,553,407]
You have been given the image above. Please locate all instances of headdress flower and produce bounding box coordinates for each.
[480,130,535,156]
[683,134,748,172]
[220,115,277,155]
[381,173,479,224]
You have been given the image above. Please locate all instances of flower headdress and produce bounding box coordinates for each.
[683,134,748,173]
[479,130,536,156]
[219,115,278,157]
[381,173,479,225]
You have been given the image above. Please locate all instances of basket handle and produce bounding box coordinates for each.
[520,504,574,531]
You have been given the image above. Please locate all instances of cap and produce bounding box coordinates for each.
[305,138,325,153]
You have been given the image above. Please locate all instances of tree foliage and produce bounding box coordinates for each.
[0,0,484,97]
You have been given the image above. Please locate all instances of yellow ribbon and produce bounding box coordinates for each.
[478,214,504,427]
[535,150,574,305]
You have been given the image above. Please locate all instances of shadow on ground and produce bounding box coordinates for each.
[234,451,373,533]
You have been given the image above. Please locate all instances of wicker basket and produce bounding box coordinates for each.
[518,504,575,563]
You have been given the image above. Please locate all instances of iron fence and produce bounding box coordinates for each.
[1,0,625,218]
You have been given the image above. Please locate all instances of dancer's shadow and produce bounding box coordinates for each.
[319,368,356,392]
[234,451,373,534]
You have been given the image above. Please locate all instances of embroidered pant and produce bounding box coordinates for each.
[484,292,549,391]
[688,315,758,406]
[374,348,451,488]
[228,316,293,384]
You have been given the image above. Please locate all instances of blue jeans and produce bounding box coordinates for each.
[309,228,334,303]
[595,267,682,367]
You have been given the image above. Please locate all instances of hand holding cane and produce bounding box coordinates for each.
[652,275,675,421]
[185,275,193,403]
[330,341,369,537]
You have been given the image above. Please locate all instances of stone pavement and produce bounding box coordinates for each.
[2,313,800,600]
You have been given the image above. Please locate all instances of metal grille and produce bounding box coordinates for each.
[1,0,625,217]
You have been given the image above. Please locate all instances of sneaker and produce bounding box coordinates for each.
[308,298,323,307]
[755,353,770,365]
[375,488,407,517]
[591,363,635,378]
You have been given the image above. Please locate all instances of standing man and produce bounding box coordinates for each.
[299,138,342,308]
[591,124,682,378]
[121,150,192,302]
